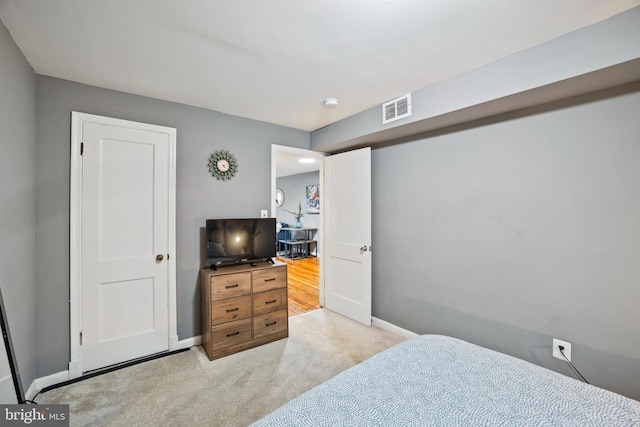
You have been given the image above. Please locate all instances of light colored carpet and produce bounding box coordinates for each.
[38,309,406,427]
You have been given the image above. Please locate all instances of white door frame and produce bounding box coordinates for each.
[69,112,178,378]
[271,144,326,306]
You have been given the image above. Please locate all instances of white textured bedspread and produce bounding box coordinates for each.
[251,334,640,426]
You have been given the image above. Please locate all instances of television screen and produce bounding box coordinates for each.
[206,218,276,267]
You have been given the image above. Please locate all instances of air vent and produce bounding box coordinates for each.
[382,93,412,124]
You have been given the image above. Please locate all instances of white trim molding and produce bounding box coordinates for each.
[176,335,201,350]
[25,370,70,401]
[372,317,419,339]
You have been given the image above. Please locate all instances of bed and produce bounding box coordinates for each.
[251,335,640,426]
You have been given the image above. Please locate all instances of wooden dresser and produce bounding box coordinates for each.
[200,261,288,360]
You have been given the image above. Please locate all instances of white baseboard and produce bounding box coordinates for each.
[372,317,419,339]
[175,335,201,349]
[26,370,70,401]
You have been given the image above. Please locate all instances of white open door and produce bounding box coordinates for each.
[324,147,372,326]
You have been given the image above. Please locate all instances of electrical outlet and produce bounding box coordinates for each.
[552,338,571,362]
[260,210,268,218]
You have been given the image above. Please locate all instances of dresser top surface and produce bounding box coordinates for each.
[201,260,285,277]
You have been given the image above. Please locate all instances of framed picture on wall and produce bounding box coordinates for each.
[306,184,319,214]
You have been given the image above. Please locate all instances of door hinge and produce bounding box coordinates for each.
[80,142,84,155]
[80,331,83,345]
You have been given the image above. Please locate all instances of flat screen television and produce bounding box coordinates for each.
[206,218,276,268]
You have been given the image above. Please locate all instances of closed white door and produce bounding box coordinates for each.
[80,119,171,372]
[324,147,372,326]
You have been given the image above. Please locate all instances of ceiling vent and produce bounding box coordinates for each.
[382,93,412,124]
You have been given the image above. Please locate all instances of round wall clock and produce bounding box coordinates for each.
[208,150,238,181]
[275,188,285,207]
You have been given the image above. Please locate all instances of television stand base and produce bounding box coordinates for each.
[266,257,275,265]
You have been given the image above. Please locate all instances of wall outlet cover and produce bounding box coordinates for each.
[260,210,268,218]
[552,338,571,362]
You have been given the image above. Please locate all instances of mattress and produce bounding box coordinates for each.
[251,335,640,426]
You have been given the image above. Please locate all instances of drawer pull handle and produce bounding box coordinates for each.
[226,331,240,337]
[265,299,277,304]
[225,284,239,289]
[264,278,276,282]
[265,321,277,327]
[226,307,239,312]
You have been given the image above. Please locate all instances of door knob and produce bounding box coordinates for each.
[360,246,368,253]
[156,254,164,262]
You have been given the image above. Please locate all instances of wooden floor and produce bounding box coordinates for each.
[277,256,321,316]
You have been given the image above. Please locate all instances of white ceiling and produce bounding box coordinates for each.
[276,151,322,178]
[1,0,639,132]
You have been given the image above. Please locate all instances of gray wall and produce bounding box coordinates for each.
[276,171,321,231]
[35,76,309,377]
[371,83,640,400]
[0,21,37,389]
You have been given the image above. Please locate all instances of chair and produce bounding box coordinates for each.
[277,222,291,253]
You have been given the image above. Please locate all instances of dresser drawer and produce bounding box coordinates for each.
[211,318,252,349]
[253,309,287,339]
[211,295,251,325]
[252,267,286,293]
[210,272,251,300]
[253,288,287,316]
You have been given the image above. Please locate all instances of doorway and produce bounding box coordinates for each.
[281,256,321,316]
[271,145,325,314]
